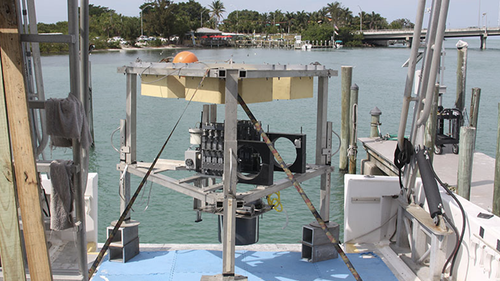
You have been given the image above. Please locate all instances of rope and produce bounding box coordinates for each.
[237,93,363,281]
[347,145,357,157]
[267,192,283,212]
[88,68,210,280]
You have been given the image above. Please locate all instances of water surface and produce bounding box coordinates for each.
[40,38,500,243]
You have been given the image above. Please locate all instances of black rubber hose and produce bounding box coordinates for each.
[416,149,443,218]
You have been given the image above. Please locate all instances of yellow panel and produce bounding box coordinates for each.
[273,77,314,100]
[140,75,185,98]
[185,77,225,104]
[239,78,273,104]
[184,77,273,104]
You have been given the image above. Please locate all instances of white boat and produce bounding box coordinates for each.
[1,0,499,280]
[301,43,313,51]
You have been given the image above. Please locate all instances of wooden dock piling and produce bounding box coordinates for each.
[455,42,468,113]
[340,66,353,171]
[469,88,481,128]
[370,107,382,138]
[457,127,476,200]
[493,103,500,216]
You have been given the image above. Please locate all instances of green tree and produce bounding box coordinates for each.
[37,21,69,53]
[389,18,414,29]
[170,1,207,43]
[302,24,334,42]
[37,21,68,34]
[209,0,225,29]
[284,12,294,34]
[222,10,262,33]
[326,2,352,27]
[294,11,310,33]
[337,27,363,47]
[88,5,114,38]
[269,10,284,33]
[326,2,342,27]
[365,11,389,30]
[140,0,175,37]
[121,16,141,41]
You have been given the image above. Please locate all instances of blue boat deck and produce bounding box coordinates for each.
[92,246,398,281]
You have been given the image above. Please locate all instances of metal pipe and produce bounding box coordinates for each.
[349,84,359,174]
[222,71,239,276]
[424,84,440,161]
[401,0,445,197]
[68,0,80,100]
[68,0,88,279]
[317,76,330,221]
[409,0,442,146]
[409,1,439,145]
[349,105,358,174]
[397,0,427,150]
[417,0,451,126]
[80,0,91,143]
[26,0,49,157]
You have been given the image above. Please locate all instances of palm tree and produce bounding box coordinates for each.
[209,0,225,29]
[366,11,388,30]
[295,11,309,32]
[326,2,341,27]
[317,7,329,24]
[285,12,294,33]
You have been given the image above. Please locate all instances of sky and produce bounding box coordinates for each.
[33,0,500,29]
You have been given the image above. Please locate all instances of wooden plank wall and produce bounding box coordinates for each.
[0,1,52,280]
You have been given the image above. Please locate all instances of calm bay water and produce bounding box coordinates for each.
[40,38,500,244]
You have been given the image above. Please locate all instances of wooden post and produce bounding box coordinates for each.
[0,1,53,280]
[493,103,500,216]
[340,66,352,171]
[370,107,382,138]
[469,87,481,128]
[425,84,440,161]
[457,127,476,200]
[455,42,468,113]
[349,84,359,174]
[0,49,27,281]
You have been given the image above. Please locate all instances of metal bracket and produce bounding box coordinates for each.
[351,197,381,203]
[209,68,226,78]
[322,148,331,156]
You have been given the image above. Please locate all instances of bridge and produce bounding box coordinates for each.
[362,27,500,49]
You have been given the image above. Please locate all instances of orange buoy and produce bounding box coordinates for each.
[173,51,199,63]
